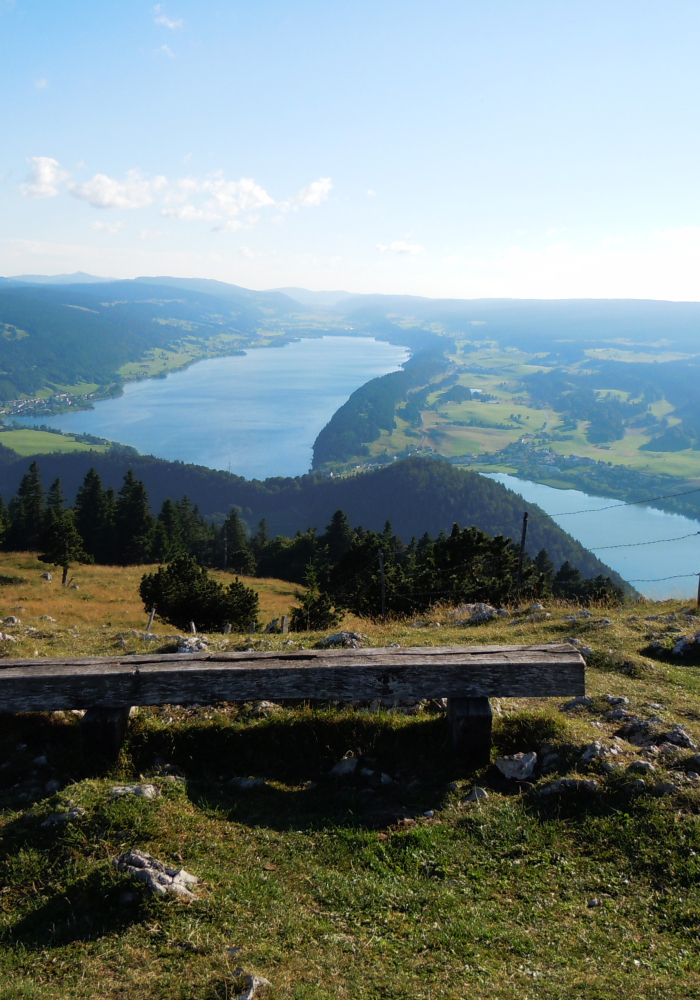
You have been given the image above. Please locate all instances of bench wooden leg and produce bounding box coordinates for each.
[447,697,493,766]
[80,706,131,762]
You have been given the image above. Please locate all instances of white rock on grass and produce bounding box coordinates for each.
[0,633,17,642]
[495,751,537,781]
[252,701,282,716]
[628,760,655,774]
[462,786,489,803]
[113,849,198,899]
[328,757,358,777]
[39,615,55,621]
[538,778,598,796]
[41,806,85,827]
[318,631,367,648]
[228,777,267,789]
[580,741,620,764]
[110,783,159,800]
[561,695,592,711]
[177,637,209,653]
[230,969,271,1000]
[3,616,20,624]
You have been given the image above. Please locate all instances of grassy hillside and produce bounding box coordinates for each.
[1,552,700,997]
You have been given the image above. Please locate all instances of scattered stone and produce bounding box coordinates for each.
[690,754,700,770]
[606,695,629,706]
[317,631,367,648]
[380,772,393,785]
[70,585,79,590]
[228,777,267,789]
[529,602,545,611]
[113,849,198,899]
[673,634,700,656]
[624,778,647,793]
[328,757,358,777]
[38,615,55,621]
[3,616,20,624]
[561,695,592,711]
[687,771,700,780]
[660,725,697,750]
[580,646,593,657]
[580,741,620,764]
[410,620,425,628]
[538,778,598,796]
[33,755,47,766]
[41,806,85,826]
[462,786,488,803]
[41,572,52,581]
[496,751,537,781]
[652,781,681,797]
[599,619,612,627]
[110,783,159,800]
[643,702,665,711]
[0,633,17,642]
[588,898,602,908]
[423,809,435,818]
[628,760,655,774]
[177,636,209,653]
[45,779,61,793]
[230,969,271,1000]
[252,701,282,716]
[605,708,638,721]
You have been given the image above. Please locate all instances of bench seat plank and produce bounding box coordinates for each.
[0,644,584,713]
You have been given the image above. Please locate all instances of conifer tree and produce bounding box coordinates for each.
[140,554,259,631]
[113,470,155,564]
[6,461,45,551]
[290,562,344,632]
[222,507,255,574]
[322,509,353,562]
[75,468,112,562]
[152,498,185,562]
[40,478,89,586]
[0,495,10,547]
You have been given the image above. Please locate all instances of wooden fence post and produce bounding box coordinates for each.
[223,623,232,634]
[190,621,196,634]
[80,706,131,762]
[281,615,289,634]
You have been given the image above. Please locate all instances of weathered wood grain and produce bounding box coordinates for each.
[0,644,585,713]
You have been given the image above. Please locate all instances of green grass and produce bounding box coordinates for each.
[2,551,700,997]
[0,429,109,457]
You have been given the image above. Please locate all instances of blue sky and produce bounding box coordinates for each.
[2,0,700,299]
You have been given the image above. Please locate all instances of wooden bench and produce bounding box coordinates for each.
[0,643,585,764]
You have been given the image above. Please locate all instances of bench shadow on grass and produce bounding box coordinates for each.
[130,710,478,832]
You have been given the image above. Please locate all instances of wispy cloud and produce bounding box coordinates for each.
[69,170,167,208]
[139,229,166,240]
[367,188,377,197]
[157,44,175,58]
[20,156,70,198]
[278,177,332,212]
[34,78,49,90]
[89,220,123,234]
[377,240,424,256]
[546,227,567,237]
[154,4,182,28]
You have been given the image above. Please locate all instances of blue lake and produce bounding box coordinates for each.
[26,337,409,480]
[485,473,700,600]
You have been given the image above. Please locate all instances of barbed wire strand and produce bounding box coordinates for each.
[527,484,700,520]
[592,531,700,551]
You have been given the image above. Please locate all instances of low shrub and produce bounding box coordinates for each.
[587,648,647,678]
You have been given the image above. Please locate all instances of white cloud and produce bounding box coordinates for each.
[154,4,182,28]
[367,188,377,197]
[377,240,424,256]
[89,220,123,234]
[443,254,462,264]
[546,227,567,237]
[34,78,49,90]
[239,246,256,258]
[157,44,175,58]
[20,156,70,199]
[164,175,273,224]
[279,177,332,212]
[139,229,166,240]
[69,170,167,209]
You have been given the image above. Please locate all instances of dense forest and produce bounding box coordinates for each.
[0,462,622,627]
[0,453,626,586]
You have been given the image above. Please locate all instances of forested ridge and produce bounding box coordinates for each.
[0,452,626,586]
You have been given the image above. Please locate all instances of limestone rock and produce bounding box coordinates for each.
[462,786,488,803]
[561,695,591,711]
[652,781,681,797]
[228,776,267,789]
[114,849,198,899]
[177,636,209,653]
[317,631,367,648]
[41,806,85,826]
[628,760,655,774]
[538,777,598,796]
[110,783,159,800]
[328,757,358,777]
[231,969,271,1000]
[252,701,282,716]
[0,633,17,642]
[495,751,537,781]
[580,741,620,764]
[41,572,52,581]
[3,616,20,624]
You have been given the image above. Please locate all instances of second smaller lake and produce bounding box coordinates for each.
[484,473,700,599]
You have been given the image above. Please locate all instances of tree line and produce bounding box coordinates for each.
[0,462,623,630]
